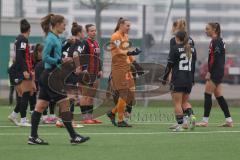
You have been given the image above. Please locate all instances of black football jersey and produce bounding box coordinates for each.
[67,39,86,57]
[168,44,197,87]
[15,34,32,79]
[208,37,225,81]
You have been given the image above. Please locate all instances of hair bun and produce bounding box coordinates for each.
[72,22,78,27]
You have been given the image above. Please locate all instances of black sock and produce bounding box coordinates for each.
[20,92,30,118]
[49,101,55,115]
[80,105,88,114]
[216,96,231,118]
[29,92,36,111]
[112,90,119,105]
[61,111,76,138]
[184,108,194,117]
[14,94,21,113]
[9,85,14,105]
[125,104,132,114]
[31,111,42,137]
[70,99,75,113]
[204,93,212,117]
[176,115,184,124]
[43,108,48,116]
[87,105,94,114]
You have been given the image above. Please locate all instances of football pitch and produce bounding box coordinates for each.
[0,100,240,160]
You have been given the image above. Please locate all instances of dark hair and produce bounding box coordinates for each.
[176,31,192,58]
[85,24,95,32]
[33,43,43,62]
[41,13,65,34]
[71,22,83,36]
[114,17,129,32]
[20,19,31,33]
[208,22,221,37]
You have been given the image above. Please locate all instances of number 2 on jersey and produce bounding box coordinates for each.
[179,53,192,71]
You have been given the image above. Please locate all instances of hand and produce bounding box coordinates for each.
[62,57,73,63]
[132,61,144,76]
[31,71,35,81]
[75,66,82,75]
[161,77,169,85]
[161,80,167,85]
[127,48,142,56]
[205,72,211,80]
[98,71,103,78]
[23,71,30,79]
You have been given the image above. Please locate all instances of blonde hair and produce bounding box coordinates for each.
[176,18,187,32]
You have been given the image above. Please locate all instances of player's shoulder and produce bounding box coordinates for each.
[75,39,83,46]
[111,32,121,40]
[212,37,224,45]
[16,34,27,43]
[170,37,176,48]
[170,37,176,44]
[15,34,28,49]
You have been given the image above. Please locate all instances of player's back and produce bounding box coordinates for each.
[170,44,196,87]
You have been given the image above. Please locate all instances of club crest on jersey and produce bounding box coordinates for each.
[113,40,121,48]
[20,42,27,49]
[77,46,85,53]
[94,48,100,53]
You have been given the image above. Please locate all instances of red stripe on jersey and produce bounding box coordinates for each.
[209,41,214,70]
[25,44,33,74]
[86,38,100,74]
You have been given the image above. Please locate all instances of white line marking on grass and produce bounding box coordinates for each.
[0,130,240,136]
[1,122,240,128]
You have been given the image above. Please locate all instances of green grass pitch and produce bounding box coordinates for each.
[0,100,240,160]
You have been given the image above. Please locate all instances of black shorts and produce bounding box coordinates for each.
[170,85,192,94]
[210,78,222,86]
[38,69,67,102]
[65,73,78,86]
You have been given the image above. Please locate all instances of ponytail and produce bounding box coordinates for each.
[184,38,192,59]
[41,13,65,35]
[41,13,54,34]
[114,17,123,32]
[114,17,129,32]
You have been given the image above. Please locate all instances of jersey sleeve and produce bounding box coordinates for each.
[169,38,176,50]
[191,48,197,83]
[167,46,176,64]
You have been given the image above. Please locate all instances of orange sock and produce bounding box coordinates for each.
[116,98,126,122]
